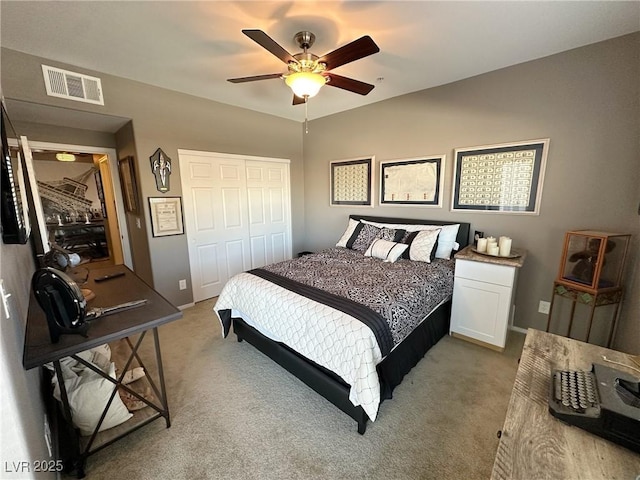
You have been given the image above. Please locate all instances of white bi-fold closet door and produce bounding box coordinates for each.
[178,150,292,302]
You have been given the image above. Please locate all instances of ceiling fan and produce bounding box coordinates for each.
[228,29,380,105]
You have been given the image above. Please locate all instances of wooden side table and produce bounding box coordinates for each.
[545,281,623,347]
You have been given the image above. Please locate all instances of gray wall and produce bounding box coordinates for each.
[303,33,640,353]
[0,240,54,479]
[114,121,154,283]
[1,47,305,307]
[1,34,638,351]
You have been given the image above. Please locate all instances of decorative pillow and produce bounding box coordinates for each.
[68,362,133,436]
[52,359,133,436]
[336,218,360,247]
[400,230,437,261]
[420,224,460,259]
[378,227,406,243]
[363,220,461,259]
[45,344,111,374]
[348,223,381,253]
[365,239,409,263]
[408,229,441,263]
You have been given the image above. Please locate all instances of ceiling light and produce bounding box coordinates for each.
[56,152,76,162]
[285,72,327,99]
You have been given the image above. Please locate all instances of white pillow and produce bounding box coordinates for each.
[53,361,133,436]
[336,218,360,247]
[365,239,408,263]
[362,220,461,259]
[408,229,441,263]
[45,344,112,374]
[417,224,460,259]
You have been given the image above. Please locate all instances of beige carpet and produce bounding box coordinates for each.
[75,299,525,479]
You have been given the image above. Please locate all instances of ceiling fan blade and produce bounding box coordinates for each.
[318,36,380,70]
[242,29,297,64]
[292,94,305,105]
[227,73,283,83]
[325,73,375,95]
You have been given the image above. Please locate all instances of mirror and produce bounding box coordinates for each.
[1,99,31,244]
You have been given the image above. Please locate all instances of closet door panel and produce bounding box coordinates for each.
[246,160,291,266]
[180,153,250,301]
[180,151,291,302]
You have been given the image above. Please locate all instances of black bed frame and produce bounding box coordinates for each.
[231,215,471,434]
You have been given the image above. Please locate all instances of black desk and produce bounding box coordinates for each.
[23,265,182,478]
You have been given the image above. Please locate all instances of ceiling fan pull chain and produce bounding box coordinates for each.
[304,98,309,134]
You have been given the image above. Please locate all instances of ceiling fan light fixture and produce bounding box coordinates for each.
[56,152,76,162]
[285,72,327,99]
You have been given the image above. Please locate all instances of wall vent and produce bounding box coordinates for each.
[41,65,104,105]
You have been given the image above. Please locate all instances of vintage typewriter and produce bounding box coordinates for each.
[549,363,640,453]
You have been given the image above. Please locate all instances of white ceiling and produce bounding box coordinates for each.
[2,1,639,123]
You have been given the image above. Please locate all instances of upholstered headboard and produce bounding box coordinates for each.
[349,215,471,253]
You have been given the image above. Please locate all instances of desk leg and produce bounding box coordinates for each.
[53,361,87,478]
[123,331,170,427]
[566,299,578,339]
[53,361,73,424]
[546,289,557,332]
[585,301,597,344]
[153,327,171,428]
[607,302,622,348]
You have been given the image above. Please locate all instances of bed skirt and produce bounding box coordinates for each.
[230,299,451,434]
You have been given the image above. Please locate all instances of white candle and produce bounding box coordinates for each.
[486,236,496,243]
[488,245,500,256]
[487,240,498,251]
[499,237,512,257]
[477,238,488,252]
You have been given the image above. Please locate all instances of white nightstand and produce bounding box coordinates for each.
[450,245,527,351]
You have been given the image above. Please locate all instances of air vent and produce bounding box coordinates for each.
[41,65,104,105]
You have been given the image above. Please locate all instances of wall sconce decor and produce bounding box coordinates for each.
[150,148,171,193]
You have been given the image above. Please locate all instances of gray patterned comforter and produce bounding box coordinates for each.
[260,247,456,348]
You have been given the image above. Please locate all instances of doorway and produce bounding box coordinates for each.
[17,139,132,269]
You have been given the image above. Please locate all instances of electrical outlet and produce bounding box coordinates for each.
[179,279,187,290]
[538,300,551,315]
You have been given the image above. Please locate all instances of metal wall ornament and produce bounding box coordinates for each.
[150,148,172,193]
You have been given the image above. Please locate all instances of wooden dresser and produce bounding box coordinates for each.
[491,328,640,479]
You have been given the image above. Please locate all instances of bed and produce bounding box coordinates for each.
[215,215,470,433]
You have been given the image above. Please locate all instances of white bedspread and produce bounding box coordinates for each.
[214,272,384,421]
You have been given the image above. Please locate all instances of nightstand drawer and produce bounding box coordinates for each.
[455,259,516,287]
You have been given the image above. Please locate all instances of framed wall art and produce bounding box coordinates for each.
[148,196,184,237]
[118,156,139,213]
[380,156,445,207]
[330,157,374,207]
[452,139,549,214]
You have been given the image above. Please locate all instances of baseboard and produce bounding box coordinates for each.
[178,302,195,310]
[509,325,528,335]
[450,332,505,352]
